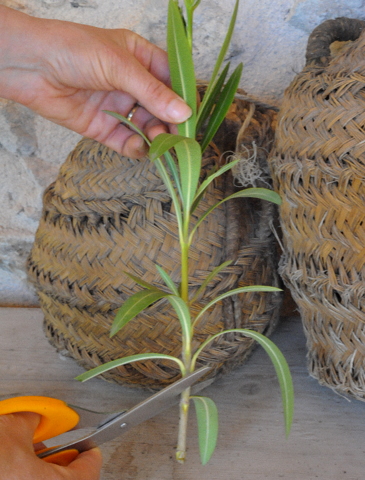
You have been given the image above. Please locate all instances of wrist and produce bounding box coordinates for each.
[0,6,49,104]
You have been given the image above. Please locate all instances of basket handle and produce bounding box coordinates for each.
[306,17,365,67]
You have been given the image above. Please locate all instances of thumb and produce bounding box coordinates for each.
[124,60,192,124]
[109,33,192,124]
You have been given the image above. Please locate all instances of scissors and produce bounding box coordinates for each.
[0,366,210,466]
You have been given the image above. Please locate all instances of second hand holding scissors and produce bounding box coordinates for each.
[0,367,210,466]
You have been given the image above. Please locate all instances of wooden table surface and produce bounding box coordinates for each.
[1,307,364,480]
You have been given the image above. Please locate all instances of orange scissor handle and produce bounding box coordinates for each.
[0,396,80,444]
[37,447,80,466]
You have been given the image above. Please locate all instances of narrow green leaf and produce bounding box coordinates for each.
[194,285,282,325]
[150,133,202,212]
[167,0,197,138]
[191,396,219,465]
[153,157,183,235]
[156,265,179,296]
[197,0,240,117]
[201,63,243,152]
[237,329,294,437]
[124,272,160,291]
[209,0,239,89]
[75,353,185,382]
[175,138,202,212]
[229,188,282,205]
[167,295,192,342]
[184,0,200,9]
[196,63,230,134]
[146,134,182,199]
[149,133,188,161]
[163,150,183,201]
[103,110,150,146]
[110,289,168,337]
[190,187,282,241]
[192,329,294,437]
[190,260,232,304]
[193,156,242,204]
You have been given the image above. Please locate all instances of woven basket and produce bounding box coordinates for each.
[269,17,365,400]
[27,94,282,389]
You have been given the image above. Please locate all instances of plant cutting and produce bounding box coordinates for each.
[76,0,294,465]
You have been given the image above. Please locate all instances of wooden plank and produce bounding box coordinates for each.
[0,307,364,479]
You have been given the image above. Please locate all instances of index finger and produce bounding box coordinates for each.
[0,396,79,443]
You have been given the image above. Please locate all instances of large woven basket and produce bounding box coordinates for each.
[269,17,365,400]
[27,94,282,389]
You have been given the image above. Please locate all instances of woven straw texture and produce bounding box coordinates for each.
[27,96,282,389]
[269,17,365,400]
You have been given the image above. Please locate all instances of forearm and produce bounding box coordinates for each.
[0,6,47,103]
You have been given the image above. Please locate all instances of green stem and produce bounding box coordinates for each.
[176,210,193,463]
[176,386,191,463]
[180,213,191,303]
[180,241,189,303]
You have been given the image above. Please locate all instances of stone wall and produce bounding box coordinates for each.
[1,0,364,305]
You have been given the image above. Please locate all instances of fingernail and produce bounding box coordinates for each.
[166,98,192,123]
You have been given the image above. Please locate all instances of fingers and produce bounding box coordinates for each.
[95,103,172,158]
[121,118,169,158]
[0,411,103,480]
[0,411,41,447]
[108,31,192,126]
[117,63,191,126]
[65,448,103,480]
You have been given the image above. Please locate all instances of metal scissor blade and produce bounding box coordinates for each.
[38,366,210,458]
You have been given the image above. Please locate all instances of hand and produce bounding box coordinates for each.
[0,6,192,158]
[0,412,102,480]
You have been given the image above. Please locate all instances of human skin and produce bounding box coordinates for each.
[0,412,103,480]
[0,5,192,158]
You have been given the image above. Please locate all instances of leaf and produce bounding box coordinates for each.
[227,187,282,205]
[175,138,202,212]
[150,133,201,212]
[197,0,240,122]
[110,289,168,337]
[200,63,243,152]
[153,157,183,233]
[193,156,242,204]
[149,133,188,160]
[190,187,282,240]
[207,0,240,92]
[192,329,294,438]
[75,353,185,382]
[163,150,183,201]
[167,0,197,138]
[196,63,230,134]
[103,110,150,146]
[184,0,200,9]
[190,260,232,304]
[124,272,160,290]
[238,329,294,437]
[167,295,192,343]
[191,396,218,465]
[194,285,282,325]
[155,265,179,296]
